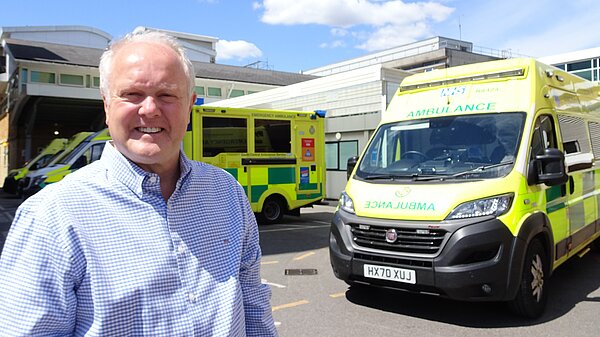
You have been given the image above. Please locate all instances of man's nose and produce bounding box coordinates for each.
[139,96,160,117]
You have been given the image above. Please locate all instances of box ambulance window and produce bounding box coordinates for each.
[563,140,580,154]
[202,117,248,157]
[254,119,291,153]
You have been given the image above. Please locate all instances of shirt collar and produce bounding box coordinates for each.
[100,141,192,198]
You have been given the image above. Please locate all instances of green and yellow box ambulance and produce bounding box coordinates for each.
[2,137,68,194]
[20,129,109,197]
[329,58,600,317]
[185,106,326,223]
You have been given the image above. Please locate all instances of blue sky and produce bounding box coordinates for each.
[3,0,600,73]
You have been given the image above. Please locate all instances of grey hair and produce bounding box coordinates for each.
[99,28,196,101]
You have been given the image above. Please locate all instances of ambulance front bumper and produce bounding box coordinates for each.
[329,209,518,301]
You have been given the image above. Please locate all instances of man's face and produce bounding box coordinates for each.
[103,41,195,172]
[498,128,518,151]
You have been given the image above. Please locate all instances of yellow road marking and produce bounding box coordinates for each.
[261,260,279,265]
[293,252,316,261]
[272,300,309,312]
[329,292,345,298]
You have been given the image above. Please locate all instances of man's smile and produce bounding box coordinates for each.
[137,127,163,134]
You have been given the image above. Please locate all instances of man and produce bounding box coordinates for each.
[0,30,278,336]
[490,119,521,163]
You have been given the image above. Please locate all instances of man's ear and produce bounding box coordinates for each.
[189,92,197,112]
[102,95,110,126]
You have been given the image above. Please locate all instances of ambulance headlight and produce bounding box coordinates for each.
[339,192,355,214]
[447,194,513,219]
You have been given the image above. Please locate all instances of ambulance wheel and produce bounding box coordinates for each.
[259,196,285,224]
[509,238,548,318]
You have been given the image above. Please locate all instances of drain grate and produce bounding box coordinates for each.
[284,269,318,276]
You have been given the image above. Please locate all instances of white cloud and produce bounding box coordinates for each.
[331,28,348,37]
[357,22,429,51]
[320,40,346,49]
[216,40,263,61]
[502,14,600,58]
[257,0,453,52]
[456,0,600,58]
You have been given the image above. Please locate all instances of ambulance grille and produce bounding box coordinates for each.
[350,224,447,254]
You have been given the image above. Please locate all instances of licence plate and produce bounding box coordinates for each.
[363,264,416,284]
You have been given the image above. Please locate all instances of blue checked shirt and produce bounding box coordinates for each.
[0,143,278,336]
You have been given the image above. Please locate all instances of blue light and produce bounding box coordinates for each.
[314,110,326,118]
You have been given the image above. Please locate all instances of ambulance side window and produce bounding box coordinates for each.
[530,115,557,160]
[254,119,291,153]
[202,117,248,157]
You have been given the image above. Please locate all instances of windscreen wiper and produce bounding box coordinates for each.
[410,161,515,181]
[450,161,515,178]
[363,174,413,180]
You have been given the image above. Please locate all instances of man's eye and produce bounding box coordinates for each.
[124,92,142,99]
[159,94,178,102]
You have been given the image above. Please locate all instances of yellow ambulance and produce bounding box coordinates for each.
[185,106,326,224]
[329,58,600,318]
[2,137,68,194]
[21,129,110,197]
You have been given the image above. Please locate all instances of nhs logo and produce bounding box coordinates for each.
[440,86,467,97]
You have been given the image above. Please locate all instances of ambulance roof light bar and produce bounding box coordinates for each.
[400,68,525,92]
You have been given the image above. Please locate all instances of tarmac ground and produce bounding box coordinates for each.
[0,190,23,256]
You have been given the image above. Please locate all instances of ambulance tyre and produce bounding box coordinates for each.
[508,238,548,318]
[259,196,285,224]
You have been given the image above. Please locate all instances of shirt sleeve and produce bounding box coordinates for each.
[0,197,78,336]
[237,188,279,337]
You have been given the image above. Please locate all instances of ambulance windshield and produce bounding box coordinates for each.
[356,112,526,180]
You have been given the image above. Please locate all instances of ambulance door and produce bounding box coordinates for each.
[555,114,596,258]
[200,115,250,200]
[247,118,295,211]
[530,114,569,260]
[295,118,324,199]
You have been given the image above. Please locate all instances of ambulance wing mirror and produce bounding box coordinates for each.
[527,148,568,186]
[347,156,359,180]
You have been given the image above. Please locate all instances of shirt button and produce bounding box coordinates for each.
[177,244,186,254]
[149,176,157,184]
[187,292,197,303]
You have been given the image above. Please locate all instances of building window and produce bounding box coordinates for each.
[229,89,244,98]
[30,71,55,84]
[326,140,358,171]
[573,70,592,81]
[20,68,28,83]
[247,90,258,94]
[59,74,84,86]
[92,77,100,88]
[195,86,205,96]
[20,68,28,91]
[207,87,222,97]
[567,60,591,72]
